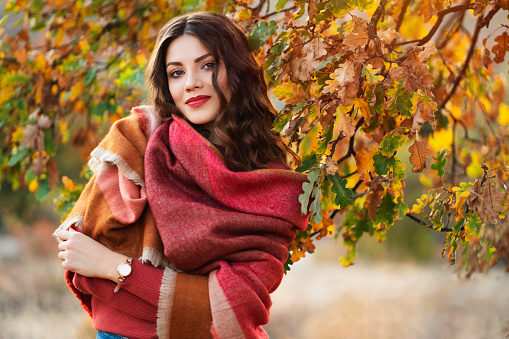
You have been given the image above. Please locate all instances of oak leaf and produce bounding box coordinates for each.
[492,32,509,63]
[481,183,505,222]
[335,106,356,137]
[355,146,377,180]
[380,28,400,45]
[417,42,437,63]
[412,99,436,132]
[366,176,384,221]
[325,157,339,176]
[409,139,433,173]
[342,16,368,50]
[290,38,327,82]
[419,0,438,23]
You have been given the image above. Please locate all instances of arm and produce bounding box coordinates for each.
[57,229,213,338]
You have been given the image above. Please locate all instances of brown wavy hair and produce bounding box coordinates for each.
[145,12,299,172]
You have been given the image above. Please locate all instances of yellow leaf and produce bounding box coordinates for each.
[12,127,25,143]
[70,82,82,101]
[498,103,509,126]
[466,152,482,178]
[51,84,58,95]
[419,173,433,186]
[29,180,39,193]
[62,176,77,191]
[429,128,453,152]
[78,39,90,54]
[35,54,46,72]
[55,28,65,47]
[272,82,305,103]
[351,98,370,122]
[139,22,151,40]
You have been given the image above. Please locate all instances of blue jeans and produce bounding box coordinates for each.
[96,331,129,339]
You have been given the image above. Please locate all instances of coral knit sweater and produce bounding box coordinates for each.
[72,260,164,339]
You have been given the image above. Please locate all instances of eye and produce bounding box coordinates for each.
[203,62,215,70]
[169,70,184,78]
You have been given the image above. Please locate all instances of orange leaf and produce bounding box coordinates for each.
[492,32,509,63]
[409,139,433,173]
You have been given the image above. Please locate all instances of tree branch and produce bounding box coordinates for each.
[438,5,501,111]
[395,0,411,32]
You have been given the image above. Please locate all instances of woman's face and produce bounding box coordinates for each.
[165,34,229,130]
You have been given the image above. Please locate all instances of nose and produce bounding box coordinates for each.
[185,71,203,92]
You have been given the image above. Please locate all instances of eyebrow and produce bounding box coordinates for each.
[166,53,213,68]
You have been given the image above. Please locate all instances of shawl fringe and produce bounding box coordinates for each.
[157,268,177,339]
[89,146,145,188]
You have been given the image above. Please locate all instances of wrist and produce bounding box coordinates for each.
[107,254,130,282]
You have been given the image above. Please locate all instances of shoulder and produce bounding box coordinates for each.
[129,106,163,140]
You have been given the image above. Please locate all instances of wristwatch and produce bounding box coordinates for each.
[114,257,133,293]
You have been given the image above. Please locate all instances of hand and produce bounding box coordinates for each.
[56,229,128,282]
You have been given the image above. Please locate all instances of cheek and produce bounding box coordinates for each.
[168,81,182,104]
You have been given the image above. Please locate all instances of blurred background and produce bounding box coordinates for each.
[1,0,509,338]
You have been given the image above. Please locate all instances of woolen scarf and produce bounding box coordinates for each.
[57,106,309,339]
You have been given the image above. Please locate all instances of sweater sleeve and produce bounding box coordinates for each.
[72,260,214,339]
[72,259,163,321]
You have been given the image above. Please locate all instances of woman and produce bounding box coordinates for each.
[56,12,309,339]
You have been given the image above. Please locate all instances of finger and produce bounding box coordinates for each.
[56,230,69,241]
[56,229,76,241]
[57,250,66,260]
[58,241,66,251]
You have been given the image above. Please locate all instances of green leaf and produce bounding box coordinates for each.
[375,193,396,228]
[379,131,405,157]
[317,122,334,154]
[273,111,292,132]
[388,84,413,117]
[452,218,464,234]
[431,149,449,177]
[328,173,354,209]
[296,154,319,173]
[275,0,290,11]
[310,185,322,224]
[395,196,409,219]
[35,178,50,201]
[247,20,278,51]
[298,170,320,214]
[7,148,29,167]
[0,14,10,27]
[373,153,396,175]
[315,53,344,72]
[84,68,97,86]
[283,252,293,274]
[24,168,36,183]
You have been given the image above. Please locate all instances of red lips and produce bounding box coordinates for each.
[185,95,211,108]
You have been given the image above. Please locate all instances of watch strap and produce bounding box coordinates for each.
[114,257,133,293]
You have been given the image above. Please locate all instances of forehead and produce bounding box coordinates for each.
[165,34,211,62]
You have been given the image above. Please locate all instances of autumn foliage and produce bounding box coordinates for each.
[1,0,509,275]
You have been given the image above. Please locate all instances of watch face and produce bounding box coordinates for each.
[118,263,132,276]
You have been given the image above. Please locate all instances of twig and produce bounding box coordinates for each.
[417,3,476,47]
[405,213,458,233]
[337,118,364,164]
[261,5,297,19]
